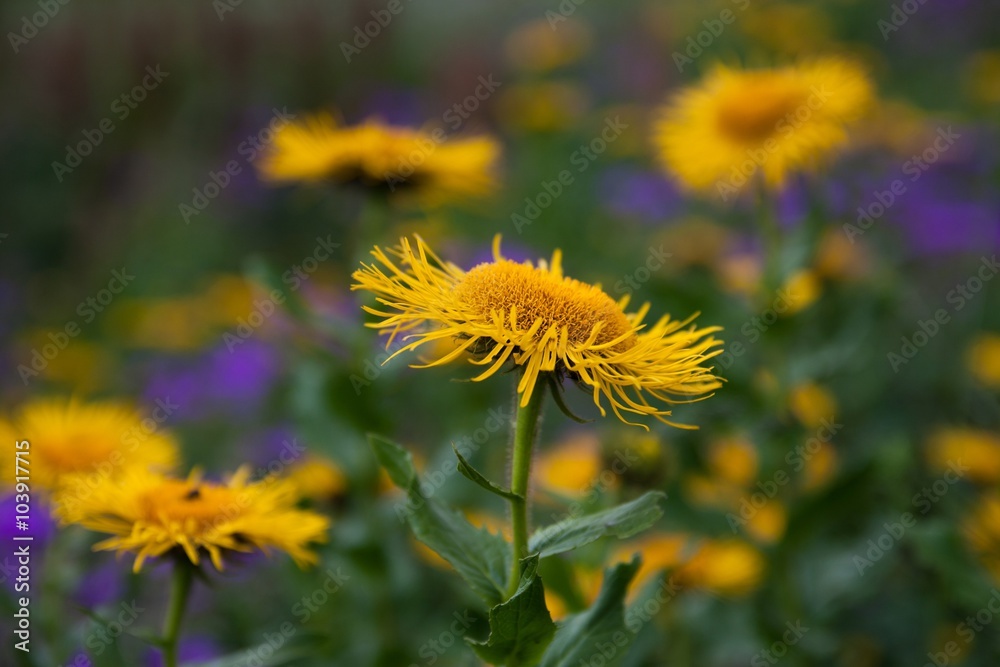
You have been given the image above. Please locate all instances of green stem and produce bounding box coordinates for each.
[161,561,194,667]
[506,374,546,600]
[756,186,782,299]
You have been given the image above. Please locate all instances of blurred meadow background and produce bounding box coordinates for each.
[2,0,1000,665]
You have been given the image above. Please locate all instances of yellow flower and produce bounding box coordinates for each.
[926,428,1000,484]
[788,381,837,429]
[707,435,758,487]
[654,58,872,194]
[801,441,838,493]
[258,114,501,204]
[352,236,723,428]
[674,539,765,596]
[503,19,591,73]
[1,398,178,493]
[497,82,590,133]
[285,455,348,502]
[744,501,787,545]
[55,467,329,572]
[780,270,821,314]
[543,565,603,620]
[962,492,1000,585]
[614,533,691,595]
[966,333,1000,389]
[535,432,604,499]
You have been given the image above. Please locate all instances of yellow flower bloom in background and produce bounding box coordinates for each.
[543,565,602,620]
[56,467,329,572]
[497,81,590,133]
[788,381,837,429]
[352,236,723,428]
[962,492,1000,585]
[503,18,591,73]
[535,432,604,499]
[965,50,1000,108]
[801,441,838,492]
[614,533,691,596]
[966,333,1000,389]
[258,114,501,204]
[926,428,1000,484]
[707,434,758,487]
[814,229,871,282]
[654,58,873,194]
[744,501,787,544]
[779,270,821,315]
[1,398,178,492]
[285,454,349,502]
[674,539,765,596]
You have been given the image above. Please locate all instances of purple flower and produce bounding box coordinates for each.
[599,166,681,222]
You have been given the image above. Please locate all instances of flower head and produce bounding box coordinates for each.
[352,236,722,428]
[55,467,329,572]
[0,398,178,493]
[653,58,872,194]
[258,114,500,204]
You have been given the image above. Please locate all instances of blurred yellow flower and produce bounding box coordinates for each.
[536,432,604,499]
[780,270,821,315]
[614,533,690,594]
[744,501,787,544]
[656,218,731,270]
[926,428,1000,484]
[715,252,763,297]
[497,82,590,133]
[788,381,837,429]
[543,566,602,620]
[814,228,871,281]
[19,336,114,393]
[353,236,723,428]
[1,398,178,493]
[504,19,591,73]
[285,455,348,502]
[56,467,328,572]
[965,50,1000,107]
[683,473,744,509]
[654,58,872,195]
[801,441,838,492]
[966,333,1000,389]
[674,539,765,596]
[962,492,1000,585]
[110,298,210,350]
[707,434,758,487]
[259,114,501,205]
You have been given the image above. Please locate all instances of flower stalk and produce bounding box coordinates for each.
[161,560,194,667]
[506,374,546,599]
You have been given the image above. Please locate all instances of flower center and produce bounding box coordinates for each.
[42,434,118,475]
[456,260,636,350]
[138,479,241,527]
[715,78,804,143]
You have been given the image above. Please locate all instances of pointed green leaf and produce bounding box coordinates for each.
[529,492,666,558]
[468,555,556,665]
[539,557,641,667]
[369,434,511,605]
[453,444,523,501]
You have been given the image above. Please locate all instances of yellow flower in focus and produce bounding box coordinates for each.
[259,114,501,205]
[962,492,1000,585]
[744,501,787,544]
[966,333,1000,389]
[926,428,1000,484]
[780,270,821,315]
[285,455,348,502]
[788,381,837,429]
[801,441,838,492]
[504,19,591,73]
[536,432,604,499]
[55,467,329,572]
[674,539,765,596]
[654,58,873,194]
[1,398,178,493]
[707,435,758,487]
[353,236,723,428]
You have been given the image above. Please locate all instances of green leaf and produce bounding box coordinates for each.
[529,492,666,558]
[369,434,511,606]
[539,557,642,667]
[453,444,523,501]
[468,555,556,665]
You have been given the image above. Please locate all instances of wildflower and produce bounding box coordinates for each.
[352,236,722,427]
[654,58,872,194]
[55,467,328,572]
[0,398,177,492]
[258,114,500,204]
